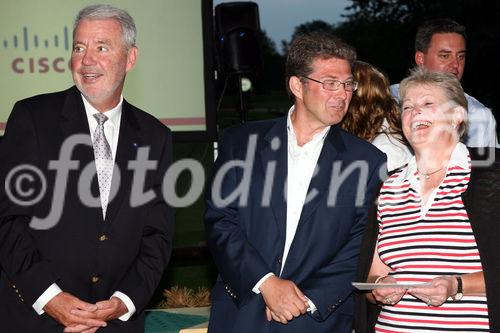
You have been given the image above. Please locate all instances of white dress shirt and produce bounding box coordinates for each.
[282,108,329,274]
[253,106,329,313]
[83,95,122,161]
[32,94,135,321]
[371,119,412,172]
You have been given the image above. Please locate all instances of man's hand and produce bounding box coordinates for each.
[63,297,128,333]
[94,297,128,321]
[259,275,308,324]
[63,326,99,333]
[43,292,106,330]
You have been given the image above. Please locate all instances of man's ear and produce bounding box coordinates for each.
[415,51,424,66]
[126,46,138,72]
[289,76,303,100]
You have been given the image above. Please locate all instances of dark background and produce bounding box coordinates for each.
[251,0,500,119]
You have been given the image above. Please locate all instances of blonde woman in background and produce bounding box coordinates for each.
[342,61,411,172]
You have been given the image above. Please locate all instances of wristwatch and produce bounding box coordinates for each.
[452,275,463,301]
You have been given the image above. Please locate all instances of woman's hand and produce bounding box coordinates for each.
[371,275,406,306]
[408,276,457,306]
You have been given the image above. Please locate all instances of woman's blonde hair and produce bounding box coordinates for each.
[400,67,468,138]
[341,61,404,143]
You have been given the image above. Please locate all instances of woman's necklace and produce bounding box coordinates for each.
[418,166,445,180]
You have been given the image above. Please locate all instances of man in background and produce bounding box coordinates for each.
[391,18,499,147]
[0,5,173,332]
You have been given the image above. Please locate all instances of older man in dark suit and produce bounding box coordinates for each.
[0,5,173,332]
[205,32,386,333]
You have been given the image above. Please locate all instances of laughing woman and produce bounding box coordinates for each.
[355,68,500,333]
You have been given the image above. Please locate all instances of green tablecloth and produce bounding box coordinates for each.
[146,311,208,333]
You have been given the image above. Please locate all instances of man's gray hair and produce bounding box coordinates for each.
[74,4,137,49]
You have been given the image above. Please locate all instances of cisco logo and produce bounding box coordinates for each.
[11,57,70,74]
[3,26,71,74]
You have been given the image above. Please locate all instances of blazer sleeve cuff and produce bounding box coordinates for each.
[252,273,275,294]
[112,291,136,321]
[32,283,62,315]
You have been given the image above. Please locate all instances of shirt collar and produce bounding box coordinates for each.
[392,142,470,184]
[82,94,123,128]
[448,142,471,170]
[286,105,330,146]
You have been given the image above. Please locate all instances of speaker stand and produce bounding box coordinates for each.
[237,74,248,123]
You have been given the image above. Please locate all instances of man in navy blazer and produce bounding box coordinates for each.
[0,5,173,332]
[205,32,386,333]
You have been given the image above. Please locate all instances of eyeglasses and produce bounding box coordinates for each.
[301,76,358,92]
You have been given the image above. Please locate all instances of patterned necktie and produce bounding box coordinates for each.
[93,113,113,219]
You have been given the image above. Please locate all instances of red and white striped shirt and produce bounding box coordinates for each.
[375,143,489,333]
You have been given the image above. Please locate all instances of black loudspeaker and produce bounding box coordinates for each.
[215,2,262,74]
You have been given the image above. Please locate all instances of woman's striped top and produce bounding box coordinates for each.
[375,143,489,333]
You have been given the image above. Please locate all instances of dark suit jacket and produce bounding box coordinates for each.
[205,117,386,333]
[0,86,173,332]
[354,148,500,333]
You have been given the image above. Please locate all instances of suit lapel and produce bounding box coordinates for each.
[297,125,346,228]
[59,86,94,151]
[260,118,288,239]
[259,121,347,240]
[59,86,102,222]
[104,100,141,225]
